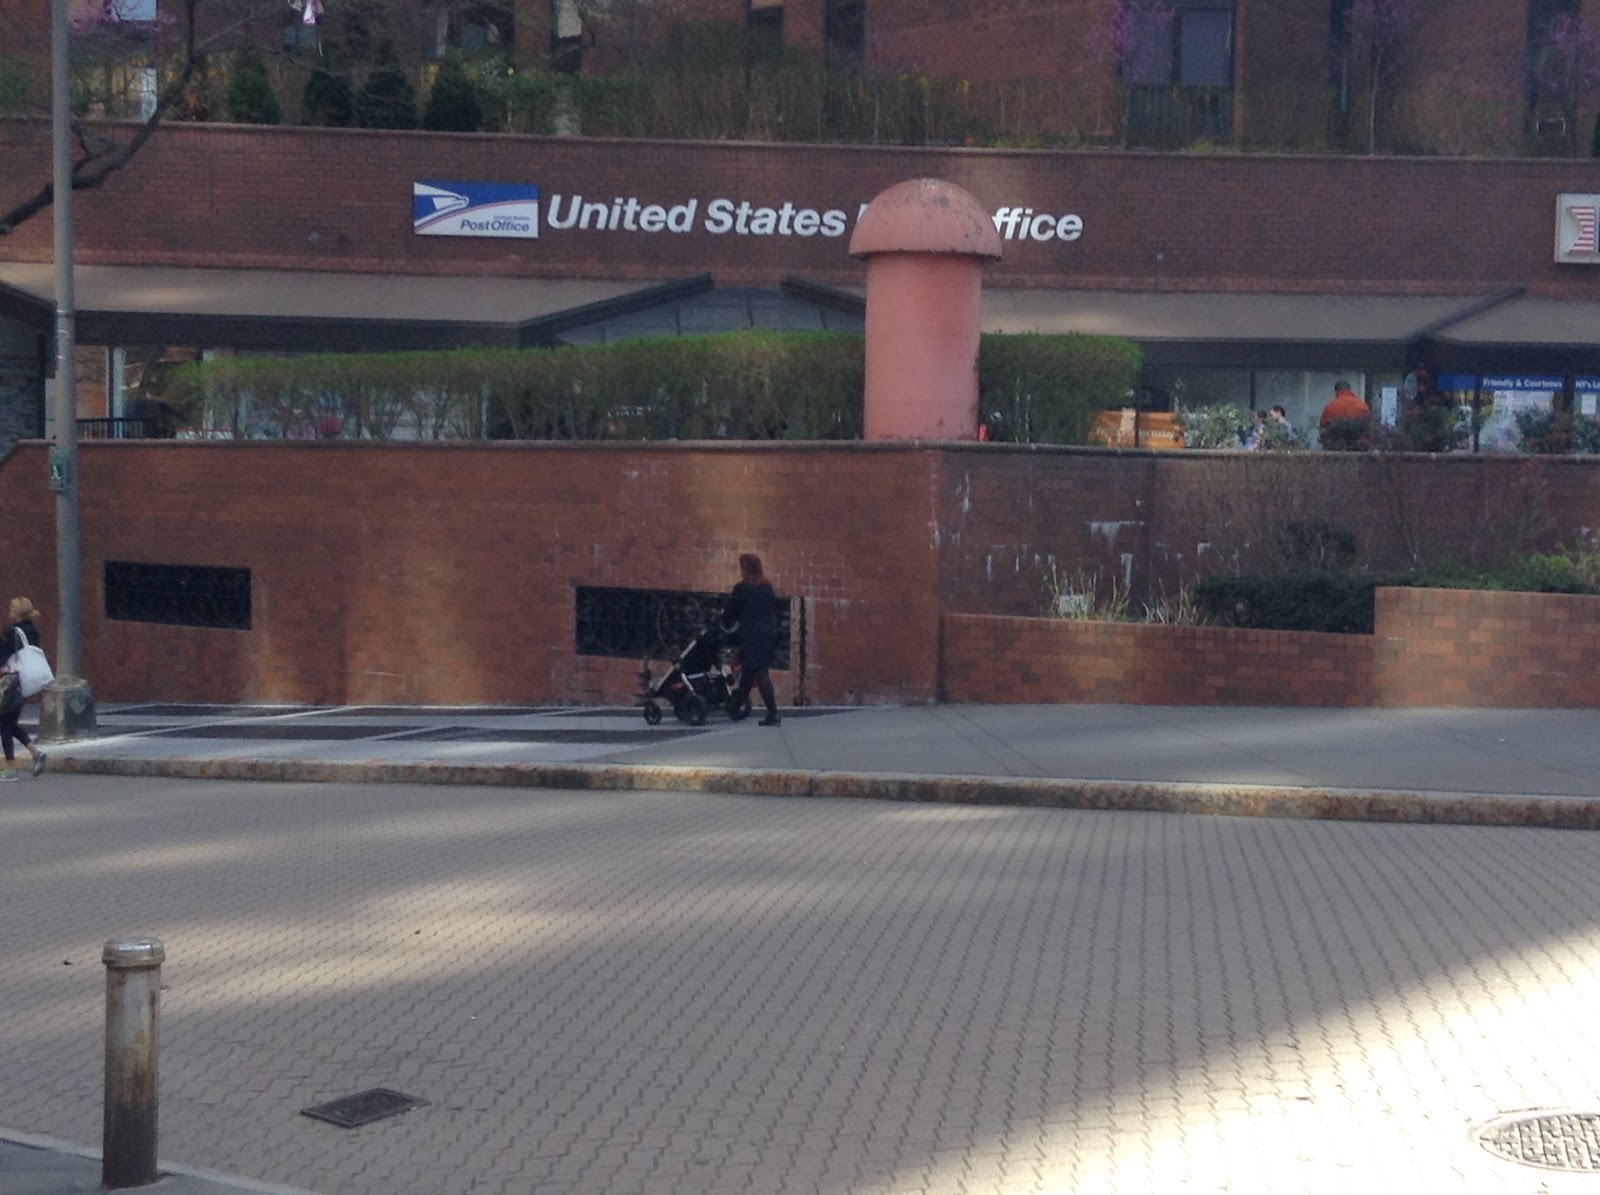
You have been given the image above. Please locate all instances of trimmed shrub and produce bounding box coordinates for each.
[1318,417,1369,451]
[156,330,1138,445]
[1196,574,1386,634]
[224,43,281,125]
[423,52,483,132]
[355,42,417,130]
[301,63,354,127]
[979,334,1142,445]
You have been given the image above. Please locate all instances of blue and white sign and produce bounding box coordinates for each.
[413,181,539,239]
[1481,375,1565,392]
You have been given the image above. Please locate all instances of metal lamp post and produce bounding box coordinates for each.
[45,0,96,741]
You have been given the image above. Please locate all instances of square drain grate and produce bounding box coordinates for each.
[301,1088,428,1129]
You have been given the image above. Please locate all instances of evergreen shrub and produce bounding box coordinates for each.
[979,334,1143,445]
[1195,574,1387,634]
[301,63,354,127]
[423,52,483,132]
[355,42,418,130]
[224,43,281,125]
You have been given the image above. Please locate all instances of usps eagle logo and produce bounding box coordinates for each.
[1556,193,1599,262]
[413,181,540,239]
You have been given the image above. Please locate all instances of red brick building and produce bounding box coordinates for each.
[0,2,1598,710]
[2,116,1597,438]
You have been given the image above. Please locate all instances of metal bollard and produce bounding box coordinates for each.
[102,937,165,1190]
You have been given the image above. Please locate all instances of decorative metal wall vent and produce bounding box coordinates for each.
[301,1088,429,1129]
[1478,1110,1600,1172]
[104,561,251,630]
[575,585,791,667]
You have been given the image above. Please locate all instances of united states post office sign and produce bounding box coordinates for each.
[1556,193,1599,263]
[413,181,539,239]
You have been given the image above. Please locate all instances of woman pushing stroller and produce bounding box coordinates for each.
[723,553,781,727]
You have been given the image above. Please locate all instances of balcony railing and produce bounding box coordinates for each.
[77,417,167,440]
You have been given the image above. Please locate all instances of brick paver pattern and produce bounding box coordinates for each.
[4,777,1600,1194]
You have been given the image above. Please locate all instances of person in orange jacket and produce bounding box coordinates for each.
[1320,380,1370,427]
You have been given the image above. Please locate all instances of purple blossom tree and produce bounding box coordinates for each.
[2,1,269,236]
[1085,0,1176,146]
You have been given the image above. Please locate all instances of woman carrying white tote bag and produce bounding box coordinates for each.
[0,597,49,779]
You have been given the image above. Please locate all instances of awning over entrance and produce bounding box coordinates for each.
[1421,296,1600,376]
[0,264,711,352]
[10,263,1600,380]
[976,289,1501,369]
[785,279,1531,370]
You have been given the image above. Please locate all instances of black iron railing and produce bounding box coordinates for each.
[77,417,166,440]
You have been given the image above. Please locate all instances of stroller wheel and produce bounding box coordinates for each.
[727,693,751,721]
[683,695,709,727]
[643,700,663,726]
[672,701,689,723]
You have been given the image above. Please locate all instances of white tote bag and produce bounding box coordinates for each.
[9,630,53,699]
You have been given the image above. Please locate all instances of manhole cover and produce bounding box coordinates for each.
[301,1088,428,1129]
[1478,1110,1600,1172]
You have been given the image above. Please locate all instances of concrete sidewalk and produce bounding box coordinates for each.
[30,699,1600,828]
[6,699,1600,1195]
[0,1129,319,1195]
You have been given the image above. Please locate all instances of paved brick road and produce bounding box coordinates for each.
[4,776,1600,1194]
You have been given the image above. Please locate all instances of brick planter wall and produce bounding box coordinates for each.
[944,588,1600,708]
[1374,587,1600,708]
[941,614,1373,706]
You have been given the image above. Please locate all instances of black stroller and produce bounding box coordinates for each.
[639,622,752,726]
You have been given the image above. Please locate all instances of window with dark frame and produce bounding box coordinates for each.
[551,0,583,73]
[1124,0,1234,143]
[1329,0,1352,134]
[1526,0,1581,143]
[104,562,252,631]
[575,586,792,669]
[749,1,784,63]
[825,0,865,70]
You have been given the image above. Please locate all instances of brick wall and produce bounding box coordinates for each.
[2,120,1596,297]
[1,441,1599,707]
[0,440,946,706]
[942,614,1374,706]
[945,587,1600,709]
[935,446,1600,617]
[1373,586,1600,707]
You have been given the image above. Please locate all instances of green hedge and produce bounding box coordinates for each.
[1195,574,1387,634]
[979,334,1141,445]
[158,330,1140,444]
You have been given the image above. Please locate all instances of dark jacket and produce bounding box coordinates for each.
[724,580,778,670]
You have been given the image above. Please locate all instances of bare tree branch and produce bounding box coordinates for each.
[0,0,257,236]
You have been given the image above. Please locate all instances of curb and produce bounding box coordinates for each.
[0,1128,323,1195]
[46,754,1600,830]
